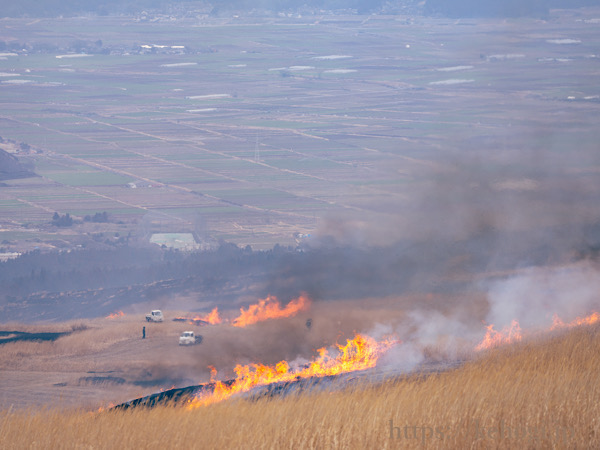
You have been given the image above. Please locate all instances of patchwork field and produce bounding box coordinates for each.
[0,10,599,251]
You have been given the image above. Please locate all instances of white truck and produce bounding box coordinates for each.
[179,331,202,345]
[145,310,164,322]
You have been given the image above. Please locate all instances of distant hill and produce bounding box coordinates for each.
[0,149,36,181]
[424,0,549,17]
[1,0,599,18]
[0,0,387,17]
[425,0,600,17]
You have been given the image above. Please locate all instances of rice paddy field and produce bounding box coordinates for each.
[0,9,599,250]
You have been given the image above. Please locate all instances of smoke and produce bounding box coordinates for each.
[99,135,600,384]
[289,17,600,372]
[313,146,600,251]
[362,260,600,373]
[372,307,483,373]
[126,296,485,384]
[481,260,600,329]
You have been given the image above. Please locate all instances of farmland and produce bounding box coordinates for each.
[0,10,598,251]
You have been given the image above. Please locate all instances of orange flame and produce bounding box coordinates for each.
[232,294,310,327]
[174,307,222,326]
[551,311,600,330]
[187,333,397,408]
[475,319,522,351]
[106,311,125,319]
[192,307,222,325]
[205,307,222,324]
[476,311,600,351]
[95,402,115,414]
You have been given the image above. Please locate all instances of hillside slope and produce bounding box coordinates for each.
[0,149,35,182]
[1,323,598,447]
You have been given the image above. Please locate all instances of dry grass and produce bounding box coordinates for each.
[1,324,599,449]
[0,315,192,370]
[1,323,127,371]
[0,297,464,374]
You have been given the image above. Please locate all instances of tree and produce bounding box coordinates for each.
[51,212,73,227]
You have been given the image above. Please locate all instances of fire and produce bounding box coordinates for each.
[96,402,114,413]
[187,333,397,408]
[106,311,125,319]
[174,307,222,326]
[551,311,600,330]
[232,294,310,327]
[476,311,600,351]
[191,307,222,325]
[204,307,222,324]
[475,319,522,351]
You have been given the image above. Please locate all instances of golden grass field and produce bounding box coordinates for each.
[1,321,598,449]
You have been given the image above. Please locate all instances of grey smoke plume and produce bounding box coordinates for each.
[481,261,600,330]
[373,307,483,373]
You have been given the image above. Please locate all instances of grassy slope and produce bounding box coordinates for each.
[1,324,599,448]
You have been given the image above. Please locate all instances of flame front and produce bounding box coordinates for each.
[175,307,222,325]
[193,307,222,325]
[476,311,600,351]
[232,294,310,327]
[187,333,396,408]
[551,311,600,330]
[475,319,522,351]
[106,311,124,319]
